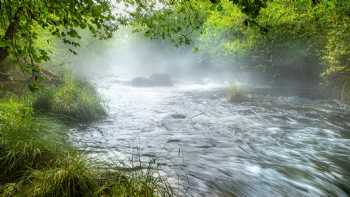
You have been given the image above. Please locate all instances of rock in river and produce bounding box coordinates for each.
[171,113,187,119]
[130,73,173,87]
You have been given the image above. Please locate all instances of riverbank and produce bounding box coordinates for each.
[0,73,172,196]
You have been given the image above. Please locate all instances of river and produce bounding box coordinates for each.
[70,76,350,197]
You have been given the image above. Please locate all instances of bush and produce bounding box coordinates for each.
[34,74,106,122]
[0,99,69,182]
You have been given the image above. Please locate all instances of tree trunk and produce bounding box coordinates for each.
[0,9,21,64]
[0,48,8,63]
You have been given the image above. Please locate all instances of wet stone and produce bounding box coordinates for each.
[171,114,187,119]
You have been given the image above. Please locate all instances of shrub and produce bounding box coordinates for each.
[34,74,106,122]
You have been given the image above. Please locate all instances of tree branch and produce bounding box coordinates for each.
[0,7,21,63]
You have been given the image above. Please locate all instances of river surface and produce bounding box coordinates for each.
[70,76,350,197]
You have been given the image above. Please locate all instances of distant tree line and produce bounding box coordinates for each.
[126,0,350,101]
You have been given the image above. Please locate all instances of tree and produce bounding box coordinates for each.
[217,0,267,18]
[127,0,212,46]
[0,0,117,77]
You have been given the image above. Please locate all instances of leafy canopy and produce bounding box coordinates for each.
[126,0,350,86]
[0,0,117,70]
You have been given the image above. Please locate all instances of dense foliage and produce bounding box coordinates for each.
[0,0,117,81]
[2,0,350,101]
[127,0,350,102]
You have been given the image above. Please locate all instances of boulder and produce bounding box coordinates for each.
[130,73,173,87]
[149,73,173,86]
[130,77,155,87]
[171,113,186,119]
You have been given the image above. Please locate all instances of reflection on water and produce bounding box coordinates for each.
[70,77,350,197]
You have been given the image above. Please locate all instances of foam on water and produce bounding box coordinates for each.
[70,76,350,196]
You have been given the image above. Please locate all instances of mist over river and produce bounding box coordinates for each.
[69,76,350,197]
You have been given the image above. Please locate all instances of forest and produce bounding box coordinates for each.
[1,0,350,196]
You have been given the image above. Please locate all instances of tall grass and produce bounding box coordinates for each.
[0,71,173,196]
[0,99,69,183]
[0,98,173,196]
[33,74,106,122]
[29,157,173,197]
[96,160,173,197]
[29,154,97,197]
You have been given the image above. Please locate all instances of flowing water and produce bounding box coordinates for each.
[70,76,350,197]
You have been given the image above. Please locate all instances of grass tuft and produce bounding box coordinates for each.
[226,82,247,102]
[96,160,173,197]
[0,183,18,197]
[33,74,106,122]
[29,154,97,197]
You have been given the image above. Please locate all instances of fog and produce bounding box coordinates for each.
[62,27,257,85]
[66,28,350,197]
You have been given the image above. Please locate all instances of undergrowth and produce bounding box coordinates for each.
[33,74,106,123]
[0,99,69,183]
[0,96,172,196]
